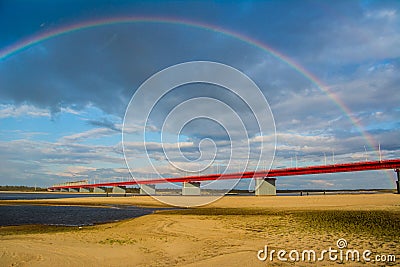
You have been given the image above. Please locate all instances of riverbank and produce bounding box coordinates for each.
[1,194,399,266]
[1,193,399,209]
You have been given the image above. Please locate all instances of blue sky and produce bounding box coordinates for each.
[0,0,399,189]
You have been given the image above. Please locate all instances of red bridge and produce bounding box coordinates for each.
[49,159,400,195]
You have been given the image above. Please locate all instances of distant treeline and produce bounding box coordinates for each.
[0,186,141,193]
[277,189,395,193]
[0,185,47,192]
[228,188,396,194]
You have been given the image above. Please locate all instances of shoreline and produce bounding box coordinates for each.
[1,193,399,209]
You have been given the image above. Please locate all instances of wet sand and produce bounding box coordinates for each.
[1,194,399,266]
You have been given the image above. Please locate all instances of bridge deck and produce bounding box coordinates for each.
[49,159,400,190]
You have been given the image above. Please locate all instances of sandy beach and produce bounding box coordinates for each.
[1,194,399,266]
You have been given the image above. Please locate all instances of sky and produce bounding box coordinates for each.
[0,0,399,190]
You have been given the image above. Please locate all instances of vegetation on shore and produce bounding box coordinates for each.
[296,210,400,239]
[0,224,80,236]
[161,208,400,239]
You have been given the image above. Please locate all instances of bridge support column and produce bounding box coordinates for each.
[94,187,107,193]
[79,187,90,193]
[60,188,69,192]
[182,182,201,196]
[255,178,276,196]
[396,169,400,194]
[140,184,156,195]
[112,186,126,194]
[69,188,79,193]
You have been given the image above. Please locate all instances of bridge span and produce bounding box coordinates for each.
[48,159,400,195]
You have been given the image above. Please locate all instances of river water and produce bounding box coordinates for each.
[0,192,161,226]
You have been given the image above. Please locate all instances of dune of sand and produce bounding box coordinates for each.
[1,194,399,266]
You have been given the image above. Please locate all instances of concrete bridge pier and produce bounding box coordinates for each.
[79,187,90,193]
[94,187,107,193]
[255,178,276,196]
[396,169,400,194]
[69,188,79,193]
[139,184,156,195]
[182,182,201,196]
[112,186,126,194]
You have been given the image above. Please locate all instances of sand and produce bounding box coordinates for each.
[2,193,399,209]
[1,194,399,266]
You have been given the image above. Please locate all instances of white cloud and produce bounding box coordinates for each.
[309,179,334,187]
[60,107,81,115]
[365,9,397,20]
[0,104,50,118]
[60,128,119,142]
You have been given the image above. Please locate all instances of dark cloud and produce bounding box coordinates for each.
[0,1,399,188]
[87,118,120,132]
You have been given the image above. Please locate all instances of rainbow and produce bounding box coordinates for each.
[0,16,381,159]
